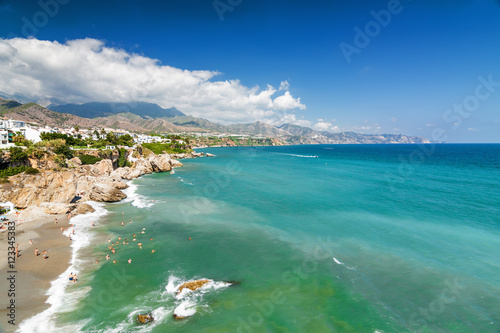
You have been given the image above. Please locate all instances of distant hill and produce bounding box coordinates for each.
[2,97,432,144]
[50,102,186,119]
[0,97,23,113]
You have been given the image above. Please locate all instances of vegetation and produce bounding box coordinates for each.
[9,146,28,162]
[0,166,39,178]
[78,154,103,165]
[141,142,190,155]
[117,148,131,168]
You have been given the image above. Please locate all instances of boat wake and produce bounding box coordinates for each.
[333,257,356,270]
[275,153,319,158]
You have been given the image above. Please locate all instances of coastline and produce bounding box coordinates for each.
[0,151,199,332]
[0,214,72,332]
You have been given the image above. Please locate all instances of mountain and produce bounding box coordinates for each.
[50,102,185,119]
[2,98,432,144]
[0,96,23,113]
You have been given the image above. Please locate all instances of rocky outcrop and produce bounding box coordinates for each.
[137,313,154,324]
[149,154,172,172]
[66,157,82,168]
[177,279,211,294]
[89,183,127,202]
[206,153,215,157]
[0,150,202,213]
[73,203,95,216]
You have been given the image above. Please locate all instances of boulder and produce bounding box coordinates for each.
[148,154,172,172]
[206,153,215,157]
[67,157,82,168]
[73,203,95,216]
[93,159,114,176]
[173,314,186,320]
[89,183,127,202]
[137,313,154,324]
[177,279,211,294]
[170,159,183,168]
[133,158,153,174]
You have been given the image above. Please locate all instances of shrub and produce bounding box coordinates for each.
[79,154,103,165]
[0,166,29,178]
[24,167,40,175]
[9,147,28,162]
[54,144,74,159]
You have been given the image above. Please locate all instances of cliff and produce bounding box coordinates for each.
[0,152,193,215]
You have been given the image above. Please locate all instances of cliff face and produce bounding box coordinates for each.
[0,152,186,213]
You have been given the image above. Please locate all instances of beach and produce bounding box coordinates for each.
[0,214,72,332]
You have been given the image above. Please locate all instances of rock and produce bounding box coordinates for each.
[67,157,82,168]
[170,159,183,168]
[148,154,172,172]
[206,153,215,157]
[89,183,127,202]
[133,158,153,174]
[40,203,72,215]
[73,203,95,216]
[95,176,128,190]
[93,159,114,176]
[173,314,186,320]
[137,313,154,324]
[177,279,211,294]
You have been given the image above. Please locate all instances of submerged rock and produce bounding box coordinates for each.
[137,313,154,324]
[176,279,211,294]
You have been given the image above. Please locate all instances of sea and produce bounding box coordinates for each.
[17,144,500,333]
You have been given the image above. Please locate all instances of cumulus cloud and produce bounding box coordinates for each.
[0,38,306,124]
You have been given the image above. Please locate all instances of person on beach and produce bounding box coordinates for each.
[95,260,99,263]
[68,273,74,282]
[73,273,78,282]
[138,242,142,249]
[43,250,47,259]
[112,248,116,254]
[35,248,39,256]
[29,239,32,245]
[108,239,111,243]
[113,259,117,263]
[106,254,110,260]
[118,236,122,241]
[121,222,124,226]
[150,238,153,241]
[151,249,155,253]
[128,258,132,264]
[91,221,95,227]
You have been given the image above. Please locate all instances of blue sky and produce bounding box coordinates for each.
[0,0,499,142]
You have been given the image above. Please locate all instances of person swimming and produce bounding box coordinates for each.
[68,273,74,281]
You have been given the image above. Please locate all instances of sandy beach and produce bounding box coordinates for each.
[0,214,72,333]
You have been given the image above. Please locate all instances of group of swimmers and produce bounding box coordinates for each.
[97,214,156,265]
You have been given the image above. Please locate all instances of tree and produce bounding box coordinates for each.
[106,132,117,144]
[74,125,80,132]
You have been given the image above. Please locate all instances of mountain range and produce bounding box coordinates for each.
[0,95,432,144]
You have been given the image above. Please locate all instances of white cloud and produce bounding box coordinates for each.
[391,117,397,123]
[312,122,331,131]
[272,91,306,111]
[467,127,478,132]
[279,80,290,91]
[0,38,306,124]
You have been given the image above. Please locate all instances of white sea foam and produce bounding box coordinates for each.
[177,176,194,186]
[333,257,356,270]
[17,202,108,333]
[123,181,154,208]
[275,153,319,158]
[163,275,232,319]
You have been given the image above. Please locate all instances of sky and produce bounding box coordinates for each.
[0,0,499,142]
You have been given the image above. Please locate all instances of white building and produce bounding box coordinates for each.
[0,119,25,129]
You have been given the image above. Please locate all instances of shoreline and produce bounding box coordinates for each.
[0,214,72,332]
[0,152,199,332]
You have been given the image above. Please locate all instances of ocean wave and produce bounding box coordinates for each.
[333,257,356,270]
[275,153,319,158]
[123,182,154,208]
[17,202,108,333]
[177,176,194,186]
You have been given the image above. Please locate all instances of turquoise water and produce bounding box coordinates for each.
[24,144,500,332]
